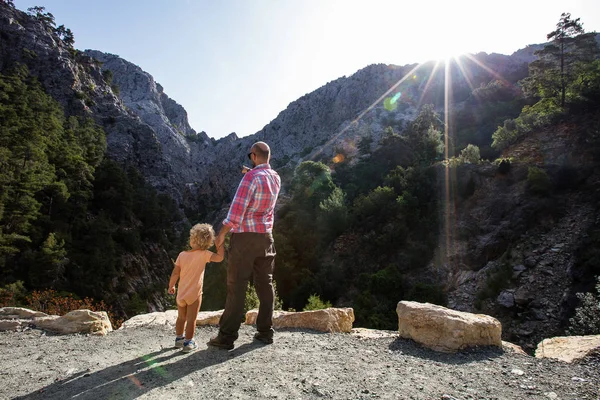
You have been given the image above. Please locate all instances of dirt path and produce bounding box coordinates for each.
[1,325,598,399]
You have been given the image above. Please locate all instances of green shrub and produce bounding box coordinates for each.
[494,158,511,174]
[303,294,332,311]
[459,144,481,164]
[243,282,283,314]
[527,166,552,196]
[568,277,600,335]
[244,284,259,314]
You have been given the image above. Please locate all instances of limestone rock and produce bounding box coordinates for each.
[33,309,112,336]
[196,310,223,326]
[121,309,223,329]
[245,308,354,333]
[120,310,178,329]
[0,320,22,331]
[502,341,528,355]
[0,307,47,319]
[396,301,502,352]
[535,335,600,363]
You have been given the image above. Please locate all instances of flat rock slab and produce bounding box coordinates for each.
[245,308,354,333]
[0,320,22,331]
[396,301,502,352]
[196,310,223,326]
[120,310,178,329]
[351,328,398,339]
[0,307,47,319]
[535,335,600,363]
[121,310,223,329]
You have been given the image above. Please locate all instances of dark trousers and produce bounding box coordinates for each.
[218,232,276,342]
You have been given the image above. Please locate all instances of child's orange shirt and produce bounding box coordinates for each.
[175,249,212,306]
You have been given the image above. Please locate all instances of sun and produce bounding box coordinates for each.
[431,34,468,62]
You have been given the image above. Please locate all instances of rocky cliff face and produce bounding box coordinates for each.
[431,120,600,351]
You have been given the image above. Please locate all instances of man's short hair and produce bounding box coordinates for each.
[252,142,270,160]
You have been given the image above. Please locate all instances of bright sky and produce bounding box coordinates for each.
[15,0,600,139]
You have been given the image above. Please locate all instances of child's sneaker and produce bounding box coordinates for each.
[175,336,185,349]
[182,339,198,353]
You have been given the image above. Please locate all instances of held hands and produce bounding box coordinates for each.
[215,232,225,249]
[168,286,176,295]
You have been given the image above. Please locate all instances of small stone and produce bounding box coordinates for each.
[544,392,558,399]
[511,368,524,376]
[441,395,459,400]
[497,291,515,308]
[571,377,585,382]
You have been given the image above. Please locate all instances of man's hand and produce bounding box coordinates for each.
[241,165,251,174]
[168,286,176,295]
[215,232,225,249]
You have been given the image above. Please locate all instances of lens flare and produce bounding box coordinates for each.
[140,354,169,378]
[383,97,397,111]
[332,153,345,163]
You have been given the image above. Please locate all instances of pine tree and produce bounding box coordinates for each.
[523,13,600,107]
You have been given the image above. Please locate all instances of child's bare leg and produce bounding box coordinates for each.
[185,299,201,340]
[176,303,187,337]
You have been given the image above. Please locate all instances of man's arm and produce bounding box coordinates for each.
[215,225,231,249]
[217,174,255,246]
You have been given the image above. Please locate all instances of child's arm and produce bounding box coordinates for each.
[168,264,181,294]
[210,243,225,262]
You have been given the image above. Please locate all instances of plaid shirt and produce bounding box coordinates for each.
[223,163,281,233]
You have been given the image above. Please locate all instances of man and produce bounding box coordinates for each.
[208,141,281,350]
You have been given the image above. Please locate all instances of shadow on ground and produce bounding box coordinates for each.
[14,342,262,400]
[388,337,505,364]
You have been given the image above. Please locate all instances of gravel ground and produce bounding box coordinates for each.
[1,325,598,400]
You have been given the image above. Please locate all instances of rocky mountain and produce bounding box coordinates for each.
[1,2,599,346]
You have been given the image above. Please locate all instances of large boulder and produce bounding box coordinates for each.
[396,301,502,352]
[33,309,112,336]
[535,335,600,363]
[245,308,354,333]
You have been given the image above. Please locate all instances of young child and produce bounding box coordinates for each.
[168,223,224,352]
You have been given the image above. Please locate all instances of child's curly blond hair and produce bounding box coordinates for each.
[189,223,215,250]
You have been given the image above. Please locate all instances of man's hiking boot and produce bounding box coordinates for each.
[253,332,274,344]
[207,335,234,350]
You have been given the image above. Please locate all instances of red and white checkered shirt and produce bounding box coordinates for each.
[222,163,281,233]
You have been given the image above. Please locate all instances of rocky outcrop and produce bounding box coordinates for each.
[0,307,112,335]
[396,301,502,352]
[245,308,354,333]
[535,335,600,363]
